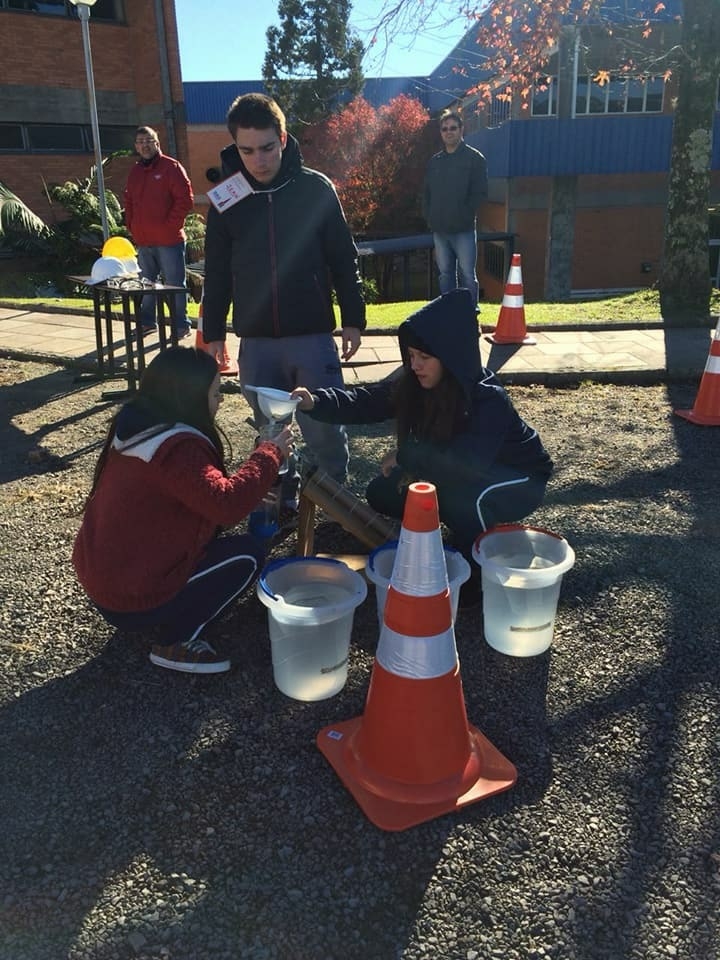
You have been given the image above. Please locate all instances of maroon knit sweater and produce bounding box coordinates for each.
[72,430,282,613]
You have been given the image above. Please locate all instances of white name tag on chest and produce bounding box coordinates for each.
[208,171,254,213]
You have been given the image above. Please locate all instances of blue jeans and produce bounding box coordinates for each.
[137,242,189,330]
[433,231,479,305]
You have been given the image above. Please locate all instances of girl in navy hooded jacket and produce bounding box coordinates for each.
[293,289,553,558]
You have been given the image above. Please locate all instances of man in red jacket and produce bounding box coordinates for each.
[123,126,194,337]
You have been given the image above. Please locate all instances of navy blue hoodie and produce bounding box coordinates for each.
[308,289,553,486]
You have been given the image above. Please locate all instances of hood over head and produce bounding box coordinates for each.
[398,289,481,397]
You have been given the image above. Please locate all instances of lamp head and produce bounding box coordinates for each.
[68,0,98,14]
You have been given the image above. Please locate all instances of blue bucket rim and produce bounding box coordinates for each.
[257,557,365,599]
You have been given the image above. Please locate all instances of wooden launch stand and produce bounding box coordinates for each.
[295,469,396,568]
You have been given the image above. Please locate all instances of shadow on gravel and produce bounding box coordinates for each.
[0,517,552,960]
[531,380,720,960]
[0,621,442,957]
[3,371,719,959]
[0,362,112,485]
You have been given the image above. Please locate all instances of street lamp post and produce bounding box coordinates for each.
[68,0,109,241]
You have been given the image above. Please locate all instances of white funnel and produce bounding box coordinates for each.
[244,385,300,421]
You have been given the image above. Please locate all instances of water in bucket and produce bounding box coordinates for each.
[257,558,367,701]
[473,526,575,657]
[365,541,470,627]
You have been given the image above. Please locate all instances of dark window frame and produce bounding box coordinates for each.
[0,0,123,21]
[0,121,136,154]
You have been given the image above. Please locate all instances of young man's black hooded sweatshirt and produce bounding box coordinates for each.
[202,133,365,342]
[307,289,553,488]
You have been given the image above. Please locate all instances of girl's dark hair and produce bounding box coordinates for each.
[393,360,465,446]
[87,347,227,503]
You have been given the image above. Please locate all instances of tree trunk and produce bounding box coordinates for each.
[544,175,578,300]
[658,0,720,326]
[544,26,579,301]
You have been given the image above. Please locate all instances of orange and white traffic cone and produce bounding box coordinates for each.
[675,317,720,425]
[195,288,239,376]
[316,481,516,831]
[486,253,536,345]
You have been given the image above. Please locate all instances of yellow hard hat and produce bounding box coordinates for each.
[102,236,136,259]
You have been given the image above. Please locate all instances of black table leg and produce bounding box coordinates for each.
[120,296,138,393]
[156,295,169,350]
[93,291,105,378]
[103,290,116,375]
[131,292,148,380]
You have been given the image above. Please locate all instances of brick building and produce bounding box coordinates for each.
[2,0,717,300]
[180,5,719,301]
[0,0,188,226]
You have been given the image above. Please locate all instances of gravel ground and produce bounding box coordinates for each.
[1,356,719,960]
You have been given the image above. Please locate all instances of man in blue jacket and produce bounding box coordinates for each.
[202,94,365,511]
[422,109,487,308]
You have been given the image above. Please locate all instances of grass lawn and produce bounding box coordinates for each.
[1,287,718,331]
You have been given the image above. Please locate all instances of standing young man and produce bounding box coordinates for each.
[202,93,365,512]
[422,109,488,308]
[123,126,194,338]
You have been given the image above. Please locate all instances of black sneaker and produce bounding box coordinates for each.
[149,637,230,674]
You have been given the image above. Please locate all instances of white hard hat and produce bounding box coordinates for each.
[88,256,131,285]
[118,257,140,275]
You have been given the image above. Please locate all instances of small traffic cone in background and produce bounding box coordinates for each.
[195,288,239,376]
[486,253,536,345]
[675,317,720,425]
[317,481,517,832]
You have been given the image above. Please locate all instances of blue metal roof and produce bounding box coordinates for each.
[468,114,720,177]
[184,76,435,122]
[184,80,267,125]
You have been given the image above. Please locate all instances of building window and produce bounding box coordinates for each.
[98,126,135,152]
[531,77,557,117]
[575,74,664,114]
[27,124,86,152]
[0,122,135,154]
[0,123,24,151]
[489,93,512,127]
[1,0,122,20]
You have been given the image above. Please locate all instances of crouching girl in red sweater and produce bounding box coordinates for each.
[73,346,293,674]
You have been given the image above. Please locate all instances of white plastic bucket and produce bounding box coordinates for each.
[365,540,471,627]
[472,525,575,657]
[257,557,367,701]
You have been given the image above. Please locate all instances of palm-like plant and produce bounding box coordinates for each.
[0,181,51,254]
